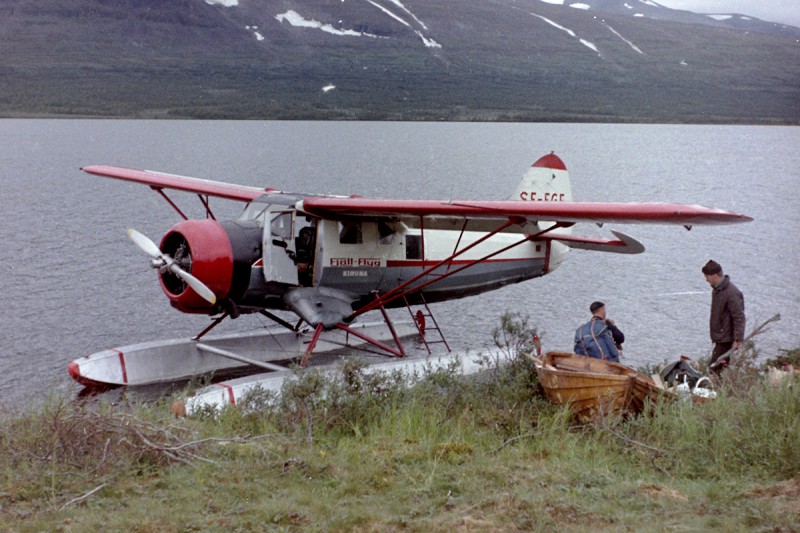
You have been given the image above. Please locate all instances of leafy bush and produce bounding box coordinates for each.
[764,347,800,369]
[263,311,545,444]
[267,359,412,442]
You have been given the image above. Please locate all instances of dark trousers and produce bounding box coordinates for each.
[710,341,733,375]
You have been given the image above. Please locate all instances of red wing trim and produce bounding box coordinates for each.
[386,257,531,268]
[300,197,752,226]
[82,165,271,202]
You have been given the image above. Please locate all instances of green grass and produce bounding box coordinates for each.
[1,323,798,531]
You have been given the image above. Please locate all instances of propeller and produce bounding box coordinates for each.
[127,228,217,305]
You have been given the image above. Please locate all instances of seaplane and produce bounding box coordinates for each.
[68,152,752,402]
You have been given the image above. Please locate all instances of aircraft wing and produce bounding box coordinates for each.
[82,165,272,202]
[300,198,752,227]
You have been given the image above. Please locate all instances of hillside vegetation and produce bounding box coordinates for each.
[1,0,799,123]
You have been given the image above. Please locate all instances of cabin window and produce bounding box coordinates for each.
[378,221,395,245]
[271,212,293,241]
[406,234,421,259]
[338,221,362,244]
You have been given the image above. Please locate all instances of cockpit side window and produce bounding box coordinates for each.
[406,234,421,259]
[338,221,362,244]
[378,221,395,245]
[271,212,293,241]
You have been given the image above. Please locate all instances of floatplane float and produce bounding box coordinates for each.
[69,151,751,408]
[171,349,493,417]
[68,320,422,388]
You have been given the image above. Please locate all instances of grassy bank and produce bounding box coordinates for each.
[2,329,798,531]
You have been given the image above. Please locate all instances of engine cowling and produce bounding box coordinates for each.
[157,218,264,315]
[158,220,234,313]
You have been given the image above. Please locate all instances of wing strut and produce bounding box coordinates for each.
[197,194,216,220]
[152,187,189,220]
[192,312,229,341]
[350,220,570,321]
[300,298,408,366]
[259,310,302,332]
[150,187,219,220]
[351,218,517,318]
[301,219,567,364]
[301,324,326,366]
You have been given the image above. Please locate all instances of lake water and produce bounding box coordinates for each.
[1,120,798,409]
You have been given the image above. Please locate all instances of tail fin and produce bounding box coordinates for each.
[508,152,573,203]
[512,153,645,254]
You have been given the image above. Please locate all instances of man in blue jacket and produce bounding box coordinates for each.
[574,301,622,362]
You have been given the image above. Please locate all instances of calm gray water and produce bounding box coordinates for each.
[1,120,798,408]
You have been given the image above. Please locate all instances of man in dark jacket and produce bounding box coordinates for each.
[574,301,622,363]
[702,260,746,374]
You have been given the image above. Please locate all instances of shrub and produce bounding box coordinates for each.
[763,347,800,369]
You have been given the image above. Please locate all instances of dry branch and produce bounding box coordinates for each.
[59,483,107,511]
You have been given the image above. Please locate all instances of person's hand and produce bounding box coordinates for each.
[733,340,743,350]
[606,318,615,326]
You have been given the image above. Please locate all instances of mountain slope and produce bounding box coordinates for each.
[1,0,798,122]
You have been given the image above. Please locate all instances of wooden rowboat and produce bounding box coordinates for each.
[530,351,668,421]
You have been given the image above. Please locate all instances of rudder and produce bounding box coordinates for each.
[508,152,573,203]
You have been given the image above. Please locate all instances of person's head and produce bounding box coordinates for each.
[590,301,606,319]
[702,260,724,286]
[299,227,313,243]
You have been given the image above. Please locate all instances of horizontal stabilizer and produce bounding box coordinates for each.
[537,229,645,254]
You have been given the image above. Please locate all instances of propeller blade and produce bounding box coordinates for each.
[128,228,163,259]
[167,264,217,305]
[127,228,217,305]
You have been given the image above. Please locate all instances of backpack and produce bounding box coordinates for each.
[659,358,704,388]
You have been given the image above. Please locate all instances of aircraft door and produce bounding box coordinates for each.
[262,209,299,285]
[294,223,317,287]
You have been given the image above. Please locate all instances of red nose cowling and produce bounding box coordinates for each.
[159,219,234,313]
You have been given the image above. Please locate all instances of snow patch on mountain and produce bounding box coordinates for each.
[384,0,429,30]
[205,0,238,6]
[415,31,441,48]
[533,13,576,37]
[604,23,645,54]
[366,0,440,47]
[275,10,380,38]
[367,0,411,28]
[245,26,264,41]
[579,38,598,52]
[531,13,600,55]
